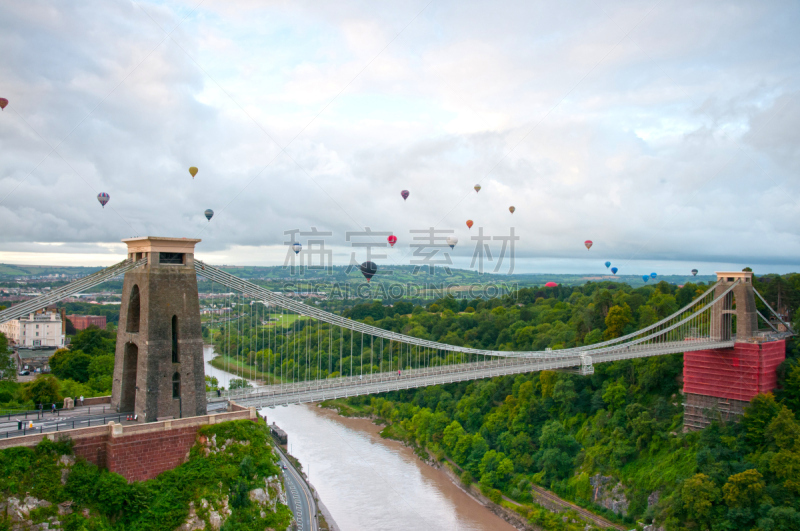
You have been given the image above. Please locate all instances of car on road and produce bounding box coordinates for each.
[18,370,30,376]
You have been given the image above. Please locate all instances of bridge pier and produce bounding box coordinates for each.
[111,237,207,422]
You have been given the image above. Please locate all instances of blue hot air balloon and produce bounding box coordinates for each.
[204,209,214,221]
[611,267,618,275]
[650,272,657,279]
[292,242,302,254]
[642,275,650,282]
[605,261,611,269]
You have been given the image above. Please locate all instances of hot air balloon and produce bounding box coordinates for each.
[466,220,474,229]
[446,236,458,249]
[691,269,698,276]
[650,272,657,279]
[292,242,302,254]
[360,261,378,282]
[611,267,618,275]
[642,275,650,282]
[605,261,611,269]
[474,184,481,193]
[401,190,409,201]
[0,98,8,111]
[204,209,214,221]
[509,206,515,214]
[189,167,198,178]
[97,193,109,208]
[584,240,593,250]
[387,235,397,247]
[545,282,558,288]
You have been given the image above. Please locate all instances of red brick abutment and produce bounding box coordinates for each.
[0,403,259,482]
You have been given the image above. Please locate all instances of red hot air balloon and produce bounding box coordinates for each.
[466,220,474,229]
[387,235,397,247]
[97,192,110,208]
[545,282,558,288]
[401,190,409,201]
[0,98,8,110]
[584,240,593,250]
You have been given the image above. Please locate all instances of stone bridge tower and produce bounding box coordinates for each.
[709,271,758,341]
[111,237,206,421]
[684,270,785,430]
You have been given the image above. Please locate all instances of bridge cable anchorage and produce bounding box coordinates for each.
[194,260,726,362]
[754,287,796,335]
[0,258,147,325]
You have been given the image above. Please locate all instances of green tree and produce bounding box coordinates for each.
[229,378,252,390]
[50,350,93,382]
[681,473,720,527]
[603,303,632,340]
[722,469,768,508]
[780,364,800,413]
[765,406,800,452]
[602,379,627,411]
[88,354,115,380]
[22,375,62,406]
[68,327,115,356]
[742,393,781,445]
[536,420,579,481]
[0,331,14,381]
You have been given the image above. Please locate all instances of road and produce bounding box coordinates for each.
[0,406,132,439]
[275,445,317,531]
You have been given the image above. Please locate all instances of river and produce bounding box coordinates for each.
[203,346,517,531]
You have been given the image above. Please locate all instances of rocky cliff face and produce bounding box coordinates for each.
[589,474,629,516]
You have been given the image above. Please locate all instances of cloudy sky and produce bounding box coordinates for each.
[0,0,798,275]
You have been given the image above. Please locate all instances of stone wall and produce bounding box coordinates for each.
[81,396,111,407]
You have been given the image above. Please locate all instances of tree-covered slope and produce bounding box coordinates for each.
[0,420,292,531]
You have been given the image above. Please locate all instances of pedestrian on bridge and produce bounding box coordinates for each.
[79,395,84,406]
[51,403,56,415]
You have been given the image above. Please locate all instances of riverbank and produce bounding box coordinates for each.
[267,404,519,530]
[319,398,622,531]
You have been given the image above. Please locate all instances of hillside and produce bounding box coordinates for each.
[0,420,292,530]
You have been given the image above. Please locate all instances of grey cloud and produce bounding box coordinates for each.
[0,0,799,271]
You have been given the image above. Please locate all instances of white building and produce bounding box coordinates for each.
[0,309,65,348]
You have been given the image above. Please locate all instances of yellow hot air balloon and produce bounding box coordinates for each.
[474,184,481,193]
[189,167,198,178]
[509,206,515,214]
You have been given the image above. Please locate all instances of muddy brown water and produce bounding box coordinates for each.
[265,403,518,531]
